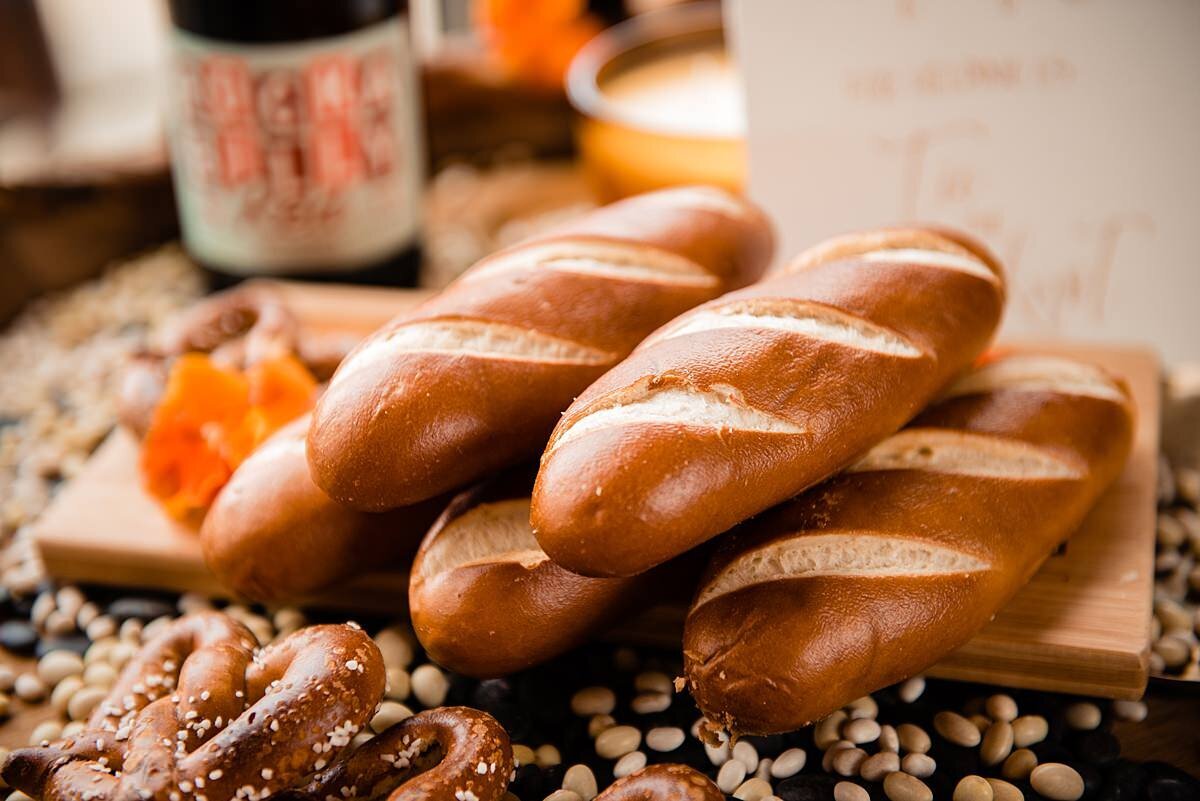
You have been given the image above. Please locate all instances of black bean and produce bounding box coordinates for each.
[775,773,839,801]
[106,597,175,622]
[35,633,90,658]
[1073,730,1122,766]
[1142,763,1200,801]
[1102,759,1147,801]
[0,619,38,655]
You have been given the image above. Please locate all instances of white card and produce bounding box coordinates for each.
[730,0,1200,361]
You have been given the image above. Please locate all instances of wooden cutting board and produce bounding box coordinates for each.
[32,281,1159,700]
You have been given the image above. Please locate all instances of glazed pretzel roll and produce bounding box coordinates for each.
[3,612,385,801]
[307,186,774,511]
[410,470,700,677]
[682,354,1135,734]
[201,415,447,602]
[532,227,1006,577]
[286,707,513,801]
[595,765,724,801]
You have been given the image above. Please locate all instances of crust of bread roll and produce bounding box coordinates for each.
[307,186,774,511]
[532,227,1006,577]
[682,354,1135,734]
[409,469,700,677]
[201,415,445,602]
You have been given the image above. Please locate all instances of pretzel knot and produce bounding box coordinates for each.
[2,612,385,801]
[283,707,514,801]
[595,765,723,801]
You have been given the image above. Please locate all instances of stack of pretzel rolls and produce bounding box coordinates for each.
[307,186,774,511]
[200,415,447,601]
[532,228,1007,577]
[683,354,1135,734]
[409,470,701,677]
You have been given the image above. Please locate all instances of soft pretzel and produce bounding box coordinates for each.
[118,284,351,436]
[594,765,723,801]
[409,470,702,677]
[201,415,446,601]
[532,226,1006,577]
[2,612,385,801]
[286,707,513,801]
[683,354,1135,733]
[307,186,774,511]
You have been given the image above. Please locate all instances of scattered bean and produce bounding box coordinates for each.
[732,778,772,801]
[544,791,582,801]
[384,667,410,702]
[1062,702,1101,732]
[704,740,731,766]
[953,776,993,801]
[37,650,83,686]
[613,751,646,779]
[830,746,868,777]
[645,727,685,752]
[732,740,759,772]
[562,764,598,801]
[1011,715,1049,748]
[570,686,616,717]
[934,711,981,747]
[512,745,536,766]
[717,760,747,793]
[633,671,672,695]
[1029,763,1085,801]
[822,741,855,772]
[66,685,107,720]
[884,770,933,801]
[897,676,926,703]
[536,744,563,767]
[370,701,413,733]
[30,720,63,745]
[879,724,899,753]
[860,751,900,781]
[846,695,879,720]
[815,710,849,749]
[1112,699,1148,722]
[374,625,415,668]
[986,778,1024,801]
[897,723,931,754]
[902,753,936,779]
[588,714,616,739]
[595,726,640,759]
[50,675,83,713]
[411,664,449,707]
[770,748,807,779]
[981,721,1014,766]
[843,717,881,745]
[14,674,46,703]
[630,692,670,714]
[985,694,1019,722]
[1002,748,1038,780]
[834,782,870,801]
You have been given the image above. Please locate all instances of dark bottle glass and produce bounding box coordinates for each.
[165,0,422,286]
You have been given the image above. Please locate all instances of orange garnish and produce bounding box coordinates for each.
[140,353,317,521]
[474,0,602,89]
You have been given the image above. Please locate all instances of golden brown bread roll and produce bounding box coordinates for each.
[307,186,774,511]
[682,354,1135,734]
[532,227,1006,577]
[201,415,445,602]
[409,469,702,677]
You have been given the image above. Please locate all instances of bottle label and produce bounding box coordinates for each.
[168,18,422,274]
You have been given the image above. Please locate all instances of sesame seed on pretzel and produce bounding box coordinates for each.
[2,612,384,801]
[595,765,724,801]
[284,706,513,801]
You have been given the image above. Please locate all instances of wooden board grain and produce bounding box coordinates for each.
[31,282,1159,699]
